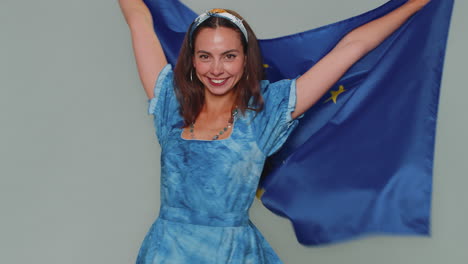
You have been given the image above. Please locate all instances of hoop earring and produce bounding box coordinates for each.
[190,70,193,82]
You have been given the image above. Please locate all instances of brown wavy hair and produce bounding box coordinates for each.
[174,9,265,127]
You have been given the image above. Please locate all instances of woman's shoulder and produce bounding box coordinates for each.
[260,78,295,87]
[249,78,300,157]
[259,78,296,98]
[148,64,178,115]
[160,64,174,83]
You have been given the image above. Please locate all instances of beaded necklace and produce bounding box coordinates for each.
[189,107,238,140]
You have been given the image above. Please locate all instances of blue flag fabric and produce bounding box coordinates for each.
[143,0,454,245]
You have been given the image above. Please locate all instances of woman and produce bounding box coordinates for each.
[118,0,430,263]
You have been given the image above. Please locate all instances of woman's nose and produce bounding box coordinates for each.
[210,60,224,76]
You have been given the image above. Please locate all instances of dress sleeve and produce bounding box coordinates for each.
[147,64,178,145]
[253,78,303,157]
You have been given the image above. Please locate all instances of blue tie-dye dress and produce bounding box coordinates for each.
[136,64,300,264]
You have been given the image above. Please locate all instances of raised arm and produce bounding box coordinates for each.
[292,0,430,119]
[119,0,168,99]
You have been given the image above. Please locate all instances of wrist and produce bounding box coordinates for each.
[404,0,430,12]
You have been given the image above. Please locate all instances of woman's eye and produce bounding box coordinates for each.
[199,54,209,60]
[225,54,237,60]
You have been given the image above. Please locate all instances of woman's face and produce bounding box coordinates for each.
[193,26,245,97]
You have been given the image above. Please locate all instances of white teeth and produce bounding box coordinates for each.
[211,79,226,84]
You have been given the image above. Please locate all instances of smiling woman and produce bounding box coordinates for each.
[182,26,247,140]
[117,0,432,263]
[193,27,245,97]
[174,8,265,133]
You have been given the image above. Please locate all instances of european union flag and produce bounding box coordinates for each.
[143,0,454,245]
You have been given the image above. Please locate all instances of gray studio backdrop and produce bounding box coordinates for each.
[1,0,467,263]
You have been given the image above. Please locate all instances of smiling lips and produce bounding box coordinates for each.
[208,77,228,86]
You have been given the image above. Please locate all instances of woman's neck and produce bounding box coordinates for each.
[203,91,236,114]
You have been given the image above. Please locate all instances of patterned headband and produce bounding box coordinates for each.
[189,8,249,45]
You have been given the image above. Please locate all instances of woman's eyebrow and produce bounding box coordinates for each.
[196,49,240,55]
[221,49,240,55]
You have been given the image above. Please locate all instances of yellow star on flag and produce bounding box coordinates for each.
[324,85,346,104]
[256,188,265,200]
